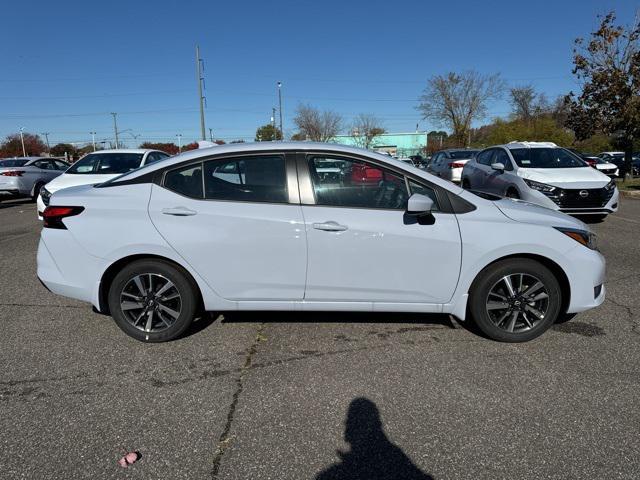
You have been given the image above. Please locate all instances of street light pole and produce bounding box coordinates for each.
[89,132,97,151]
[19,127,26,156]
[176,134,183,153]
[41,132,51,155]
[271,107,277,141]
[277,81,283,141]
[110,113,119,148]
[196,45,206,141]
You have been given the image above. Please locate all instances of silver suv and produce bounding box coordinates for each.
[461,142,618,218]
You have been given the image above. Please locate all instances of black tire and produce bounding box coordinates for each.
[506,188,520,199]
[32,182,45,202]
[468,259,562,342]
[108,259,198,342]
[461,178,471,189]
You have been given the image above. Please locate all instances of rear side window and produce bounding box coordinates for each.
[164,164,203,199]
[308,156,409,209]
[204,155,288,203]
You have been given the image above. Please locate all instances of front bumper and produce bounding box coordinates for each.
[563,244,606,313]
[525,187,619,215]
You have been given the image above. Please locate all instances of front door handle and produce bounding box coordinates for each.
[313,221,348,232]
[162,207,197,216]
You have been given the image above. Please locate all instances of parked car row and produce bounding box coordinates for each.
[0,157,70,202]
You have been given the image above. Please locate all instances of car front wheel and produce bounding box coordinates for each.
[108,259,198,342]
[468,259,562,342]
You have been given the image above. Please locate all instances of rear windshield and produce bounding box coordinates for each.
[67,153,144,174]
[448,150,479,159]
[0,159,29,167]
[510,148,586,168]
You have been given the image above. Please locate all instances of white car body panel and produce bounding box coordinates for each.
[37,142,606,328]
[516,167,610,189]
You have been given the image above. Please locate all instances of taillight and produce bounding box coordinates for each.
[42,206,84,229]
[448,162,465,169]
[1,170,24,176]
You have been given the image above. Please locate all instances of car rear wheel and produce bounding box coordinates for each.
[108,259,198,342]
[462,178,470,189]
[468,259,562,342]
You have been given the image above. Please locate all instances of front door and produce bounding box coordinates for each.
[148,153,307,301]
[300,154,462,304]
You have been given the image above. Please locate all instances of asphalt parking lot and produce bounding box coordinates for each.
[1,197,639,479]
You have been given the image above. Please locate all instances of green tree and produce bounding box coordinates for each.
[50,143,78,158]
[0,133,47,157]
[255,124,282,141]
[565,12,640,177]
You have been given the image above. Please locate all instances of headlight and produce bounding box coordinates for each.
[524,179,557,193]
[554,227,597,250]
[604,178,616,191]
[40,187,52,206]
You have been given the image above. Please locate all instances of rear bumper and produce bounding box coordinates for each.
[37,231,106,308]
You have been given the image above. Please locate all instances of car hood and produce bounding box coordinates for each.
[517,167,610,189]
[44,173,120,193]
[495,197,588,230]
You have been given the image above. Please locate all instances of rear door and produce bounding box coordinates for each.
[298,153,462,304]
[148,152,307,301]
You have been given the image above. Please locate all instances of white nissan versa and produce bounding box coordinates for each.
[37,142,606,343]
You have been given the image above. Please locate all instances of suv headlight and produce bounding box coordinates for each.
[554,227,597,250]
[524,179,557,194]
[604,178,616,191]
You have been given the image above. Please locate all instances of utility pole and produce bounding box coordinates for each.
[196,45,206,141]
[209,128,213,142]
[110,113,119,148]
[41,132,51,155]
[18,127,26,156]
[271,107,277,141]
[176,134,183,153]
[277,82,283,141]
[89,132,97,151]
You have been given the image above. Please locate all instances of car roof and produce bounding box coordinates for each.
[500,141,559,150]
[87,149,158,154]
[108,141,463,192]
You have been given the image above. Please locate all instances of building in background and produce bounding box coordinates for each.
[332,132,428,158]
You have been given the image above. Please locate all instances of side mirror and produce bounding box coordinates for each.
[491,162,505,171]
[406,193,434,216]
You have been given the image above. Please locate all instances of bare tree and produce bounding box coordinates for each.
[293,104,343,142]
[509,85,536,120]
[350,114,386,149]
[417,71,505,145]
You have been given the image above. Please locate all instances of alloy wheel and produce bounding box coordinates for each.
[485,273,549,333]
[119,273,182,333]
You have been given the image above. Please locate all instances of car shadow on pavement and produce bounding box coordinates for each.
[315,397,434,480]
[221,310,454,327]
[0,198,33,209]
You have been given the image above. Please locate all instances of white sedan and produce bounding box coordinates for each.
[38,142,606,343]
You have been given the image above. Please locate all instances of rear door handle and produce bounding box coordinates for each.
[313,221,348,232]
[162,207,197,216]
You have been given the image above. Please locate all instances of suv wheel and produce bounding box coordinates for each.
[462,178,471,189]
[468,259,562,342]
[108,259,198,342]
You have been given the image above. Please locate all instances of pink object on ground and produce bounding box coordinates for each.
[118,451,140,468]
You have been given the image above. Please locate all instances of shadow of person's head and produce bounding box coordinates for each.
[315,397,433,480]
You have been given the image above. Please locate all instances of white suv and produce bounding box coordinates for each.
[461,142,618,219]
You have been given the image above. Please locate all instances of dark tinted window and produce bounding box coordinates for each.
[164,164,203,199]
[204,155,288,203]
[408,180,440,211]
[145,152,170,165]
[448,150,479,159]
[33,160,54,169]
[67,153,144,174]
[493,149,513,170]
[309,156,408,209]
[510,148,586,168]
[0,159,29,167]
[53,160,69,170]
[476,149,494,166]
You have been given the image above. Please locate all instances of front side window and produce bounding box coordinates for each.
[309,156,409,209]
[510,148,587,168]
[164,163,203,199]
[493,149,513,170]
[476,149,494,166]
[66,153,144,174]
[53,160,69,170]
[204,155,288,203]
[408,180,440,211]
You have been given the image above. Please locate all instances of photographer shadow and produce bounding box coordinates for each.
[315,398,433,480]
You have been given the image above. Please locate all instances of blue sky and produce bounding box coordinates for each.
[0,0,636,147]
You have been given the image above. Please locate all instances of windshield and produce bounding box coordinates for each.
[67,153,144,174]
[448,150,478,159]
[510,148,586,168]
[0,159,29,167]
